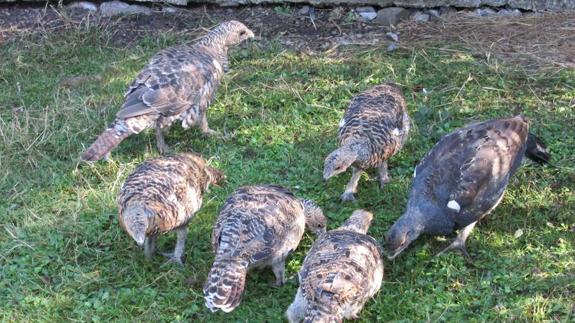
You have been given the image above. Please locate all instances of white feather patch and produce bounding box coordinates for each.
[413,168,417,178]
[338,118,346,128]
[212,59,223,73]
[392,128,400,136]
[447,200,461,212]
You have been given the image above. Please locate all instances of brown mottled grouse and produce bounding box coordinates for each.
[204,184,327,313]
[286,210,384,323]
[323,83,410,202]
[385,116,550,260]
[118,153,224,265]
[80,21,254,161]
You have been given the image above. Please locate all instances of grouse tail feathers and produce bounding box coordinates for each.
[203,258,248,313]
[80,125,131,161]
[525,133,550,164]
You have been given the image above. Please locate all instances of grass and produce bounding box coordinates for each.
[1,24,574,322]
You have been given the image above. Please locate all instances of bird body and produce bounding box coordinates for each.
[118,153,224,265]
[286,210,383,323]
[385,115,550,259]
[81,21,254,161]
[324,83,410,201]
[204,185,326,313]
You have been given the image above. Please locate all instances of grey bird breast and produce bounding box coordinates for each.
[339,84,409,168]
[412,116,530,228]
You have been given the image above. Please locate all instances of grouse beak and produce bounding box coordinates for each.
[385,245,408,261]
[386,251,400,261]
[134,234,145,247]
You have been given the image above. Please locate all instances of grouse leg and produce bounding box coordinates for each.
[162,227,187,266]
[341,167,362,202]
[155,125,169,155]
[199,111,218,136]
[144,235,157,259]
[271,258,286,287]
[437,221,477,259]
[378,161,391,189]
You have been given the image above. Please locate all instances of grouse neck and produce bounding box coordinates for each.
[195,31,229,53]
[403,201,451,236]
[342,140,369,162]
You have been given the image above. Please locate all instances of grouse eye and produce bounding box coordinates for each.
[239,30,246,36]
[317,223,324,228]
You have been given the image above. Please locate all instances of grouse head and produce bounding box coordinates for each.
[216,21,255,47]
[323,146,358,181]
[302,199,327,235]
[122,205,152,246]
[384,216,424,260]
[205,166,226,188]
[341,209,373,234]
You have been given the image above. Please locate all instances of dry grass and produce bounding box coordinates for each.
[402,12,575,73]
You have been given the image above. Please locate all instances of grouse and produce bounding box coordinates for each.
[204,184,326,313]
[385,115,550,260]
[118,153,224,265]
[80,21,254,161]
[323,83,410,201]
[286,210,384,322]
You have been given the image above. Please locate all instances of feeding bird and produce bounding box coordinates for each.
[118,153,224,265]
[80,21,254,161]
[385,115,550,260]
[204,184,326,313]
[323,83,410,202]
[286,210,384,323]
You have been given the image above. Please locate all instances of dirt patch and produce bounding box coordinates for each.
[1,4,574,71]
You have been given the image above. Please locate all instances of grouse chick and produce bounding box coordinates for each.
[385,115,550,260]
[324,83,410,202]
[204,184,327,313]
[286,210,384,323]
[118,153,224,265]
[80,21,254,161]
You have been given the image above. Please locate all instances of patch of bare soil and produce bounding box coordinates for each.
[1,4,573,71]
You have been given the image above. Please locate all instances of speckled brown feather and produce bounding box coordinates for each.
[338,83,409,169]
[204,185,324,313]
[287,210,383,323]
[118,153,224,236]
[80,21,253,161]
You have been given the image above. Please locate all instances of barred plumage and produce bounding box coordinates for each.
[80,21,254,161]
[204,184,326,313]
[323,83,410,201]
[118,153,224,265]
[385,115,550,260]
[286,210,384,323]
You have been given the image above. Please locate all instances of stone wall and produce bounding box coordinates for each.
[1,0,574,11]
[187,0,574,10]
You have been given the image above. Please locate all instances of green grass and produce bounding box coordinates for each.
[1,27,574,322]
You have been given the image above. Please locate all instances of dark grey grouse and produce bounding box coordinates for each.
[385,115,550,260]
